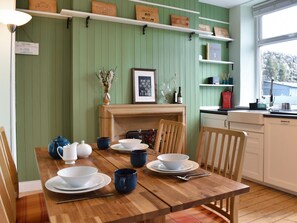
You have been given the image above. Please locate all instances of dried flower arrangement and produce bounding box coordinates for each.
[96,67,117,92]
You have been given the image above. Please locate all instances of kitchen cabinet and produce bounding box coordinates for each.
[264,117,297,193]
[228,111,266,182]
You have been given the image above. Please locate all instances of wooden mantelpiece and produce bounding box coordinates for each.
[99,104,186,142]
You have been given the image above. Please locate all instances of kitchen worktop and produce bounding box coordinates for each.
[200,107,297,119]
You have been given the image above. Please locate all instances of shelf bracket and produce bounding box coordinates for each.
[231,64,234,70]
[189,32,195,41]
[86,16,90,28]
[67,18,72,29]
[142,24,148,35]
[226,41,231,48]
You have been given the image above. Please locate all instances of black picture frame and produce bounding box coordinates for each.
[132,68,157,104]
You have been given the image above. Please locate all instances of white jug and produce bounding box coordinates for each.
[57,142,78,164]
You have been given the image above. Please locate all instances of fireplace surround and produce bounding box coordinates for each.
[99,104,186,143]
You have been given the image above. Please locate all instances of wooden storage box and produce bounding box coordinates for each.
[171,15,189,28]
[136,5,159,23]
[29,0,57,13]
[92,1,117,16]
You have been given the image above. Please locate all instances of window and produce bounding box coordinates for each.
[255,2,297,106]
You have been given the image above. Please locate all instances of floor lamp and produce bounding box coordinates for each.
[0,10,32,162]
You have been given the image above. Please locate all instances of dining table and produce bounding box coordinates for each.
[35,145,250,223]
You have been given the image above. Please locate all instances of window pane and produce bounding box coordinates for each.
[262,5,297,39]
[260,40,297,105]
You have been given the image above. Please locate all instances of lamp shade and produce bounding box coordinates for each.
[0,10,32,26]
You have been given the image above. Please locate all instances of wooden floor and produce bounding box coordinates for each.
[166,179,297,223]
[239,179,297,223]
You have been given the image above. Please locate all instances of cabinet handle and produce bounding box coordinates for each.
[280,120,290,124]
[224,119,229,128]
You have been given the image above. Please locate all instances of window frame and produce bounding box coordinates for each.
[255,5,297,101]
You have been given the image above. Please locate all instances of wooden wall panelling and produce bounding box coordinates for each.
[16,17,71,181]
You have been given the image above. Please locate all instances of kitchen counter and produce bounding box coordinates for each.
[201,108,297,119]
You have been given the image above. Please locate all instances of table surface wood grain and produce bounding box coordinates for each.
[35,147,249,223]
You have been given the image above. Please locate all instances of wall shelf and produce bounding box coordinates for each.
[199,34,234,42]
[199,59,233,65]
[17,9,72,20]
[200,84,234,87]
[129,0,200,15]
[60,9,212,37]
[199,16,229,25]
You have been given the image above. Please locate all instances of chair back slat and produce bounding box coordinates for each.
[0,138,17,223]
[154,119,185,154]
[196,126,247,223]
[0,127,19,198]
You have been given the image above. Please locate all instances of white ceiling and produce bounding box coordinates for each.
[199,0,253,8]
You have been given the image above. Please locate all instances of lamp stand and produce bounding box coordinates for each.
[9,25,17,162]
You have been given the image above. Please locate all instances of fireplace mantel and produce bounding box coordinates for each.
[99,104,186,142]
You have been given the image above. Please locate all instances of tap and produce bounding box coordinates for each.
[269,78,274,107]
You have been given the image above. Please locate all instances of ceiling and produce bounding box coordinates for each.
[199,0,253,8]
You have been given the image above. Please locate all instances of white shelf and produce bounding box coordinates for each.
[199,16,229,25]
[17,9,71,20]
[199,59,234,65]
[60,9,212,36]
[200,84,234,87]
[199,34,234,42]
[129,0,200,15]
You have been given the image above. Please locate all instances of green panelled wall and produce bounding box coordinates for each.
[16,0,229,180]
[198,4,231,106]
[16,18,72,181]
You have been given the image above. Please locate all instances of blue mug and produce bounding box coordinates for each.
[97,137,110,150]
[130,150,147,168]
[114,168,137,194]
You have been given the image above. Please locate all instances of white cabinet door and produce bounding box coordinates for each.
[264,118,297,192]
[242,131,264,181]
[229,123,264,182]
[200,113,228,129]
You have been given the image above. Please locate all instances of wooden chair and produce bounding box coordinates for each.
[167,126,247,223]
[154,119,185,154]
[0,127,19,198]
[0,126,49,223]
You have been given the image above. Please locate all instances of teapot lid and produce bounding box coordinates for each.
[53,136,69,143]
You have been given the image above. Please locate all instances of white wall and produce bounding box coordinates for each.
[0,0,15,159]
[229,0,266,106]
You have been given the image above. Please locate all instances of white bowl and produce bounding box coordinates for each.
[157,153,189,170]
[119,138,142,149]
[57,166,98,188]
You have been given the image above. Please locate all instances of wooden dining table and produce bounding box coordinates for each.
[35,146,249,223]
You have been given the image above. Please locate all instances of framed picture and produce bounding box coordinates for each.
[136,5,159,23]
[214,26,230,38]
[199,24,211,32]
[171,15,189,28]
[132,68,157,104]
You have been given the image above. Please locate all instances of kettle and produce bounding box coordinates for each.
[48,136,70,159]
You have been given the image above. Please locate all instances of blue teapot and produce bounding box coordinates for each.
[48,136,70,159]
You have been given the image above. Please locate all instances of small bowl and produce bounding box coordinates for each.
[119,139,142,150]
[57,166,98,188]
[157,153,189,170]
